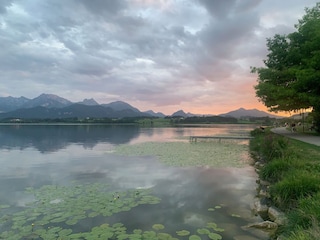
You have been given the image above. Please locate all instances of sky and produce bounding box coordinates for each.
[0,0,319,116]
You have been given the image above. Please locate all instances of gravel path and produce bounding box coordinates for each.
[271,127,320,147]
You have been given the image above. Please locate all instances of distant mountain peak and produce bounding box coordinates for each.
[144,110,166,118]
[22,93,72,109]
[102,101,140,112]
[171,110,196,117]
[219,108,281,119]
[79,98,99,106]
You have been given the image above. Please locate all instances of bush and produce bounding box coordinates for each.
[250,130,290,162]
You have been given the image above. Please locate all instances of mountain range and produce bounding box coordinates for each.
[0,93,281,120]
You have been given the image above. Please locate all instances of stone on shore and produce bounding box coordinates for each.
[253,197,269,219]
[247,220,278,230]
[268,206,287,226]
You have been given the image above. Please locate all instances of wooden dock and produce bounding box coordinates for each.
[189,135,253,142]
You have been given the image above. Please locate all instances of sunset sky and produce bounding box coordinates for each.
[0,0,318,116]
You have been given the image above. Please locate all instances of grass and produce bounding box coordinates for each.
[270,171,320,209]
[250,128,320,239]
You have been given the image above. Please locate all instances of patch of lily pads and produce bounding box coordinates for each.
[114,141,249,167]
[0,182,226,239]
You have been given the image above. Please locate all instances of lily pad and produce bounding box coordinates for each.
[176,230,190,236]
[114,141,249,168]
[207,222,218,229]
[157,232,171,239]
[189,235,201,240]
[208,232,222,240]
[197,228,210,234]
[0,204,10,209]
[152,224,165,231]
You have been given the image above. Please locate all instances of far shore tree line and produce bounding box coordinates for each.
[0,115,279,125]
[252,2,320,133]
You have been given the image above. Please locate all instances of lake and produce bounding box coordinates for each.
[0,124,268,240]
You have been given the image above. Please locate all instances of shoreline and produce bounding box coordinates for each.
[249,127,320,239]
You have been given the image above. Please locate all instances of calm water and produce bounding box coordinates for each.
[0,124,268,240]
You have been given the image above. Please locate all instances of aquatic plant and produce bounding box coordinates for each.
[114,141,249,167]
[0,182,227,240]
[0,183,161,239]
[176,230,190,236]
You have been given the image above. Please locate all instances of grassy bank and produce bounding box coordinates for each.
[249,128,320,240]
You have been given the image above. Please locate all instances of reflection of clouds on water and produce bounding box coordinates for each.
[0,125,140,152]
[0,125,265,239]
[184,212,212,227]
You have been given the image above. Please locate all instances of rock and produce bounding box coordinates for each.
[253,197,269,219]
[259,180,271,187]
[248,221,278,230]
[258,189,270,198]
[268,206,287,226]
[254,161,265,169]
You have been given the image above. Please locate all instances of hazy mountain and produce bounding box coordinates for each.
[0,103,151,119]
[78,98,99,106]
[0,106,61,119]
[144,110,166,118]
[0,93,284,120]
[58,104,116,118]
[171,110,196,118]
[0,96,30,112]
[219,108,281,119]
[102,101,140,112]
[21,94,72,109]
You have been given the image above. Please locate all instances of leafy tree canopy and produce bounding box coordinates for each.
[252,2,320,131]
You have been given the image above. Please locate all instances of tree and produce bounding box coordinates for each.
[252,2,320,132]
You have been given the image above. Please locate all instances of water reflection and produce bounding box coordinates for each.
[0,124,256,152]
[0,125,140,152]
[0,124,268,239]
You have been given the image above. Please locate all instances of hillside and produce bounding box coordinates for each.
[0,94,283,120]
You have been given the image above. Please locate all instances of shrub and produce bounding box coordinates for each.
[250,130,290,162]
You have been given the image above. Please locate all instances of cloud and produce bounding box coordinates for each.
[78,0,127,16]
[0,0,14,14]
[0,0,318,115]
